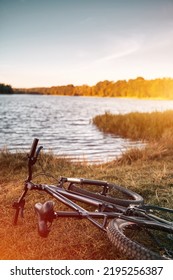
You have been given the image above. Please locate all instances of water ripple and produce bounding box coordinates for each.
[1,95,173,162]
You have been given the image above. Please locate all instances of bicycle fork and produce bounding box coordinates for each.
[13,187,28,225]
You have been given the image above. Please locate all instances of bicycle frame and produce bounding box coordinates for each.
[13,177,173,236]
[13,138,173,235]
[14,178,127,231]
[12,138,173,259]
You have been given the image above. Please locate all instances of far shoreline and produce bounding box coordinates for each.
[1,92,173,101]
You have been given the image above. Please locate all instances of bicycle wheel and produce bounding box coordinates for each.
[68,182,144,207]
[107,218,173,260]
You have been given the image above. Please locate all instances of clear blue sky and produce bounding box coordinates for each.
[1,0,173,88]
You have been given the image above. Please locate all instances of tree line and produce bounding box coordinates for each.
[0,83,13,94]
[2,77,173,99]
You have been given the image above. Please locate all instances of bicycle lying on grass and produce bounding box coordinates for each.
[13,138,173,260]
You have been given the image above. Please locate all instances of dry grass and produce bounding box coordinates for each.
[0,143,173,260]
[93,110,173,141]
[1,109,173,260]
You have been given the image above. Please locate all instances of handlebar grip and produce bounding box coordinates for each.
[81,178,108,186]
[65,177,108,186]
[29,138,39,158]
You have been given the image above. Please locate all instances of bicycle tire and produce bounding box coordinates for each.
[107,218,172,260]
[68,183,144,207]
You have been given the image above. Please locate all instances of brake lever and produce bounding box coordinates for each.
[29,145,43,163]
[36,146,43,158]
[27,145,43,182]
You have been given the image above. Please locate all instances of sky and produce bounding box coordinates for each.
[1,0,173,88]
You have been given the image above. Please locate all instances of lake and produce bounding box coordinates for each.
[1,94,173,163]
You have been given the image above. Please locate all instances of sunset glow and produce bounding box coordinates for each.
[1,0,173,88]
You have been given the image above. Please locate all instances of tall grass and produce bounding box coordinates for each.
[93,110,173,141]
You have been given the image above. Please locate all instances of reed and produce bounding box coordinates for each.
[92,110,173,141]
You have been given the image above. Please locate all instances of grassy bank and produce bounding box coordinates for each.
[0,141,173,259]
[93,110,173,141]
[1,110,173,259]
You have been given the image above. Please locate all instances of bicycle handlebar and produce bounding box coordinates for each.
[29,138,39,159]
[61,177,108,186]
[27,138,43,182]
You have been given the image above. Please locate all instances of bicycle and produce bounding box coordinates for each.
[13,138,173,260]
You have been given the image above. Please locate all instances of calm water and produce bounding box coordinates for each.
[1,94,173,163]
